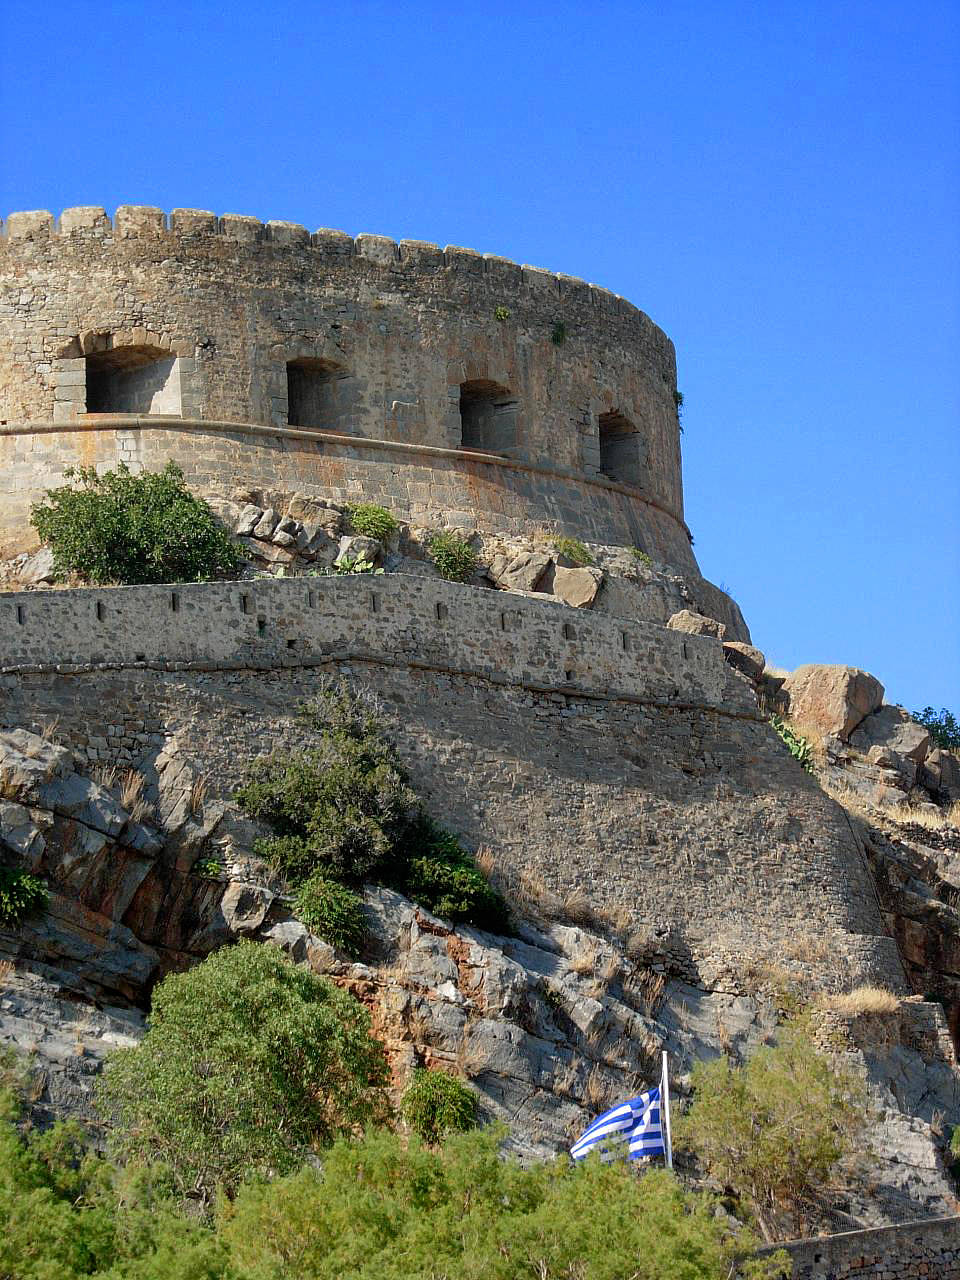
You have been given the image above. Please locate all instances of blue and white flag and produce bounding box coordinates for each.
[570,1085,665,1162]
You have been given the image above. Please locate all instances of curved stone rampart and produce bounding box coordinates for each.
[0,417,695,569]
[0,573,747,712]
[0,205,693,570]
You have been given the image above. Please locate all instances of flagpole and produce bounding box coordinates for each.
[661,1050,674,1170]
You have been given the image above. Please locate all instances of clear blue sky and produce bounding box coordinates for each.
[2,0,957,712]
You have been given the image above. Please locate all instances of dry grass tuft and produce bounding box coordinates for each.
[189,775,209,819]
[568,943,598,978]
[0,959,13,987]
[561,884,596,928]
[93,763,120,792]
[120,769,145,811]
[585,1064,611,1111]
[39,718,61,743]
[474,846,497,880]
[826,986,900,1017]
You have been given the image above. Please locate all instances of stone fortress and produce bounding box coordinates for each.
[2,206,960,1271]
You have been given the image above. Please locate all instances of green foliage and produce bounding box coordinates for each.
[346,503,399,541]
[97,941,390,1200]
[293,874,367,957]
[770,715,814,773]
[219,1126,787,1280]
[427,531,478,583]
[676,1028,870,1241]
[395,817,511,933]
[400,1068,478,1144]
[630,546,653,568]
[192,857,223,879]
[238,685,509,933]
[0,866,49,926]
[550,320,567,345]
[493,304,510,322]
[552,535,593,566]
[30,462,244,586]
[914,706,960,751]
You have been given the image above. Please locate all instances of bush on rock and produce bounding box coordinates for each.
[30,461,244,585]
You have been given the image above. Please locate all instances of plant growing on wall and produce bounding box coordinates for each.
[235,685,509,939]
[293,873,367,958]
[630,546,653,568]
[427,531,478,582]
[346,503,399,541]
[30,462,244,585]
[770,716,814,773]
[494,305,510,322]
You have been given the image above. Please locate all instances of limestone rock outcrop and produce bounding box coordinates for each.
[667,609,726,639]
[851,705,932,764]
[781,664,884,740]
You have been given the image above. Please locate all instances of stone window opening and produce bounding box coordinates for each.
[598,411,644,486]
[85,345,182,415]
[286,358,351,431]
[459,379,518,453]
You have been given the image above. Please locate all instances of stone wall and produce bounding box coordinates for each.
[0,573,739,709]
[0,417,698,572]
[0,576,904,981]
[765,1215,960,1278]
[0,205,692,566]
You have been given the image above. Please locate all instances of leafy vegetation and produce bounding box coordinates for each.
[293,873,367,957]
[0,1091,788,1280]
[400,1068,479,1143]
[676,1029,870,1242]
[97,941,389,1201]
[347,503,399,541]
[393,816,512,932]
[427,531,478,583]
[552,535,593,566]
[236,685,509,935]
[493,305,510,322]
[914,706,960,751]
[30,462,244,585]
[630,546,653,567]
[0,866,48,926]
[770,715,814,773]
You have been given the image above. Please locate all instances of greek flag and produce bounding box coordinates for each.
[570,1085,665,1162]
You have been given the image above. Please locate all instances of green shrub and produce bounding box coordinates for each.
[396,817,510,932]
[770,715,814,773]
[97,941,389,1200]
[220,1126,787,1279]
[346,503,399,541]
[294,874,367,957]
[914,706,960,751]
[428,531,478,582]
[493,305,510,322]
[239,740,417,884]
[552,535,593,566]
[30,462,244,586]
[400,1068,478,1143]
[676,1028,869,1241]
[630,546,653,567]
[0,867,48,926]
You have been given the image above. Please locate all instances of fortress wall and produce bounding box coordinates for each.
[0,644,899,973]
[0,573,740,710]
[0,206,685,535]
[0,418,697,570]
[762,1216,960,1278]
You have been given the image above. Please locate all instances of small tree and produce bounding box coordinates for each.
[676,1029,870,1241]
[30,461,244,585]
[914,706,960,751]
[97,941,390,1200]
